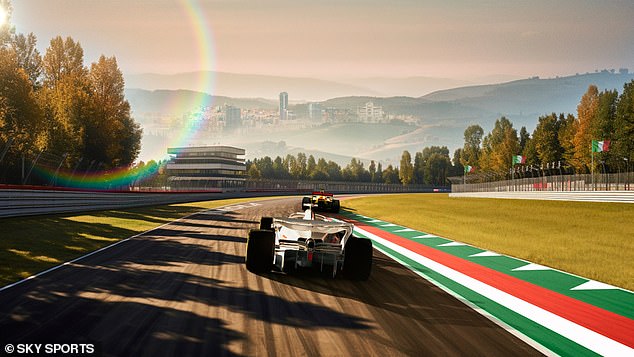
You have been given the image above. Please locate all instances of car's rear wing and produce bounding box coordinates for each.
[312,191,333,197]
[273,218,353,238]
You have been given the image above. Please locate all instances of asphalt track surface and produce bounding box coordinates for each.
[0,197,543,356]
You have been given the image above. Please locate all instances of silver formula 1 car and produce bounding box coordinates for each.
[245,210,372,280]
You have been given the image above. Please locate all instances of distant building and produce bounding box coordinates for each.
[357,102,384,123]
[308,102,322,121]
[224,105,241,128]
[279,92,288,120]
[165,146,246,189]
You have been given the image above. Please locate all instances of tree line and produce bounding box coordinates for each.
[0,0,141,184]
[459,81,634,180]
[247,148,462,186]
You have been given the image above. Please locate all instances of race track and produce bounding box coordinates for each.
[0,197,542,356]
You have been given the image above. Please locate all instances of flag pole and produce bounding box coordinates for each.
[590,147,595,191]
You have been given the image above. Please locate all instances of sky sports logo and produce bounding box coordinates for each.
[3,343,96,356]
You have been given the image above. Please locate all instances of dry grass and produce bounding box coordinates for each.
[0,197,275,287]
[343,193,634,290]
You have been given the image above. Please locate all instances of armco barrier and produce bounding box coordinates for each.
[0,182,450,218]
[0,189,304,218]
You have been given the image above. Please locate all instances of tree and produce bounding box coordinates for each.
[592,90,618,170]
[43,36,87,85]
[296,152,307,179]
[519,126,530,152]
[557,113,577,169]
[421,146,451,185]
[373,162,383,183]
[461,124,483,167]
[614,80,634,167]
[532,113,561,165]
[272,156,288,179]
[247,161,260,179]
[307,155,316,177]
[413,152,424,184]
[451,148,464,176]
[382,164,399,184]
[310,158,328,180]
[480,117,519,174]
[88,55,140,167]
[11,33,42,89]
[572,85,600,172]
[0,47,45,182]
[368,160,376,182]
[427,153,451,185]
[342,158,369,182]
[40,36,91,165]
[326,160,342,181]
[399,150,413,185]
[286,154,300,179]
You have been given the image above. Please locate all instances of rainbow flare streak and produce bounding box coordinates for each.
[30,0,217,189]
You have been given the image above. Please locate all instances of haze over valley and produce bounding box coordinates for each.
[127,71,634,165]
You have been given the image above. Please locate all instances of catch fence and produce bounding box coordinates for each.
[452,172,633,193]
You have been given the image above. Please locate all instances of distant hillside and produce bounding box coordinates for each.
[125,89,277,116]
[125,72,380,101]
[128,72,634,164]
[336,76,473,97]
[423,72,634,116]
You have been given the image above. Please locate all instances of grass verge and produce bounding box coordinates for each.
[343,193,634,291]
[0,196,276,287]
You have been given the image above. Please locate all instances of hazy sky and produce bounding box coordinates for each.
[9,0,634,80]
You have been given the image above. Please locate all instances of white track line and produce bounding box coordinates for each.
[355,226,633,356]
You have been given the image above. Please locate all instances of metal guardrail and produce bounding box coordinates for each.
[0,189,233,218]
[0,180,450,218]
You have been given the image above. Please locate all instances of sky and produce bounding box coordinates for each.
[8,0,634,80]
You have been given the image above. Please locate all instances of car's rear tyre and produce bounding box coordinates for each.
[332,200,340,213]
[343,237,372,280]
[301,197,311,210]
[260,216,273,231]
[245,229,275,273]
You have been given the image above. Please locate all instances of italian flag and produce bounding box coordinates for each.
[512,155,526,164]
[464,165,475,173]
[592,140,611,152]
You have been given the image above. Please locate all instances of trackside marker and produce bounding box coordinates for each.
[381,223,398,227]
[571,281,621,291]
[352,224,634,356]
[469,251,502,257]
[512,263,551,271]
[366,219,383,223]
[394,228,416,232]
[438,242,467,247]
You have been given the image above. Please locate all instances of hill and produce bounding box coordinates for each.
[127,72,634,164]
[125,72,380,101]
[125,89,277,116]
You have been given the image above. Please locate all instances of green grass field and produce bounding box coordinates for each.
[343,194,634,291]
[0,197,271,287]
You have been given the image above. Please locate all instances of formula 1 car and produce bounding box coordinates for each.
[301,191,340,213]
[245,209,372,280]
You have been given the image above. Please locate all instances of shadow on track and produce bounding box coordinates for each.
[262,252,494,329]
[0,213,370,356]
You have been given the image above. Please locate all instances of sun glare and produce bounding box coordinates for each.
[0,6,6,27]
